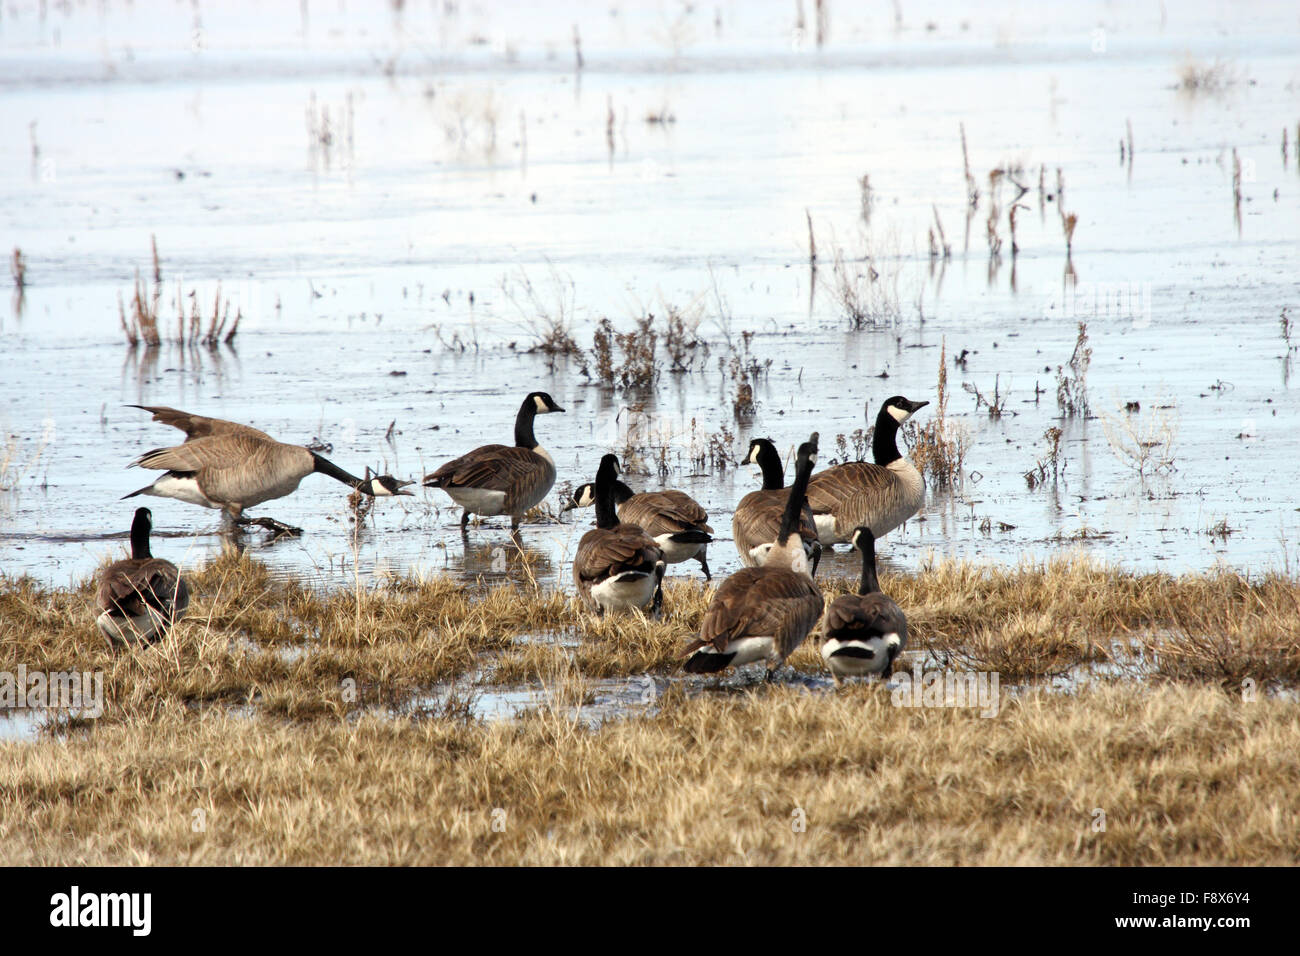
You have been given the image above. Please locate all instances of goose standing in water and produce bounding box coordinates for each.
[682,435,824,681]
[732,437,822,575]
[123,405,413,536]
[572,454,666,616]
[423,391,565,532]
[806,395,928,547]
[819,526,908,684]
[563,479,713,579]
[96,507,190,645]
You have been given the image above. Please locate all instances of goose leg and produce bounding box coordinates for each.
[460,510,471,529]
[696,551,712,581]
[237,516,303,538]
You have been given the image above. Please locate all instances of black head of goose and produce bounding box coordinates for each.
[733,437,822,575]
[682,434,825,681]
[123,405,414,536]
[423,391,565,531]
[572,454,666,616]
[564,479,713,580]
[819,526,908,684]
[805,395,928,546]
[96,507,191,645]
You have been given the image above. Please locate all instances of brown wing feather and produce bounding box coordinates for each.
[97,558,190,620]
[616,490,711,536]
[573,523,665,583]
[130,405,274,442]
[425,445,551,494]
[732,489,818,557]
[806,462,894,513]
[823,592,907,642]
[689,567,823,659]
[131,433,293,473]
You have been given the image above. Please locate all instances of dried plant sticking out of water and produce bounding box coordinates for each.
[831,428,870,465]
[1177,56,1238,95]
[963,374,1007,419]
[905,339,966,490]
[825,235,902,329]
[1100,402,1178,478]
[615,314,659,391]
[117,237,240,349]
[1023,427,1065,490]
[985,169,1004,258]
[1055,322,1091,417]
[10,248,25,290]
[960,122,978,207]
[591,318,616,387]
[505,267,582,357]
[662,304,707,373]
[928,205,952,262]
[1232,148,1243,233]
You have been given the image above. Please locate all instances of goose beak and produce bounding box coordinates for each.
[908,400,930,414]
[561,500,577,513]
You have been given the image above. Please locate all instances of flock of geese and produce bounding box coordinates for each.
[96,390,928,685]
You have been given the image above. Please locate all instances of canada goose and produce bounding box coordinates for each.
[572,454,666,616]
[819,527,908,684]
[805,395,929,546]
[123,405,413,535]
[96,507,190,645]
[682,434,824,681]
[563,480,713,579]
[733,437,822,575]
[423,391,565,531]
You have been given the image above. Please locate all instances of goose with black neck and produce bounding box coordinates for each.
[805,395,928,547]
[423,391,565,532]
[571,454,666,616]
[682,433,825,681]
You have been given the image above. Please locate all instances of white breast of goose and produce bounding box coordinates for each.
[146,474,222,509]
[589,570,659,613]
[445,486,510,516]
[745,537,814,571]
[720,636,775,668]
[654,533,706,564]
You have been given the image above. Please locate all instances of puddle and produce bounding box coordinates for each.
[2,0,1297,601]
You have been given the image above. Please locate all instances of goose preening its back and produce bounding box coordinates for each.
[733,437,822,575]
[805,395,928,547]
[682,434,825,681]
[564,479,713,579]
[423,391,565,531]
[96,507,190,645]
[123,405,413,536]
[572,454,666,616]
[819,526,908,684]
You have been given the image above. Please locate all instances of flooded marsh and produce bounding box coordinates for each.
[1,0,1298,866]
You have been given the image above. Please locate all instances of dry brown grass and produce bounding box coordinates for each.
[1,683,1296,865]
[4,551,1298,719]
[4,553,1299,864]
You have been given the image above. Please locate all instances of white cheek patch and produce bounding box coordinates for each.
[534,395,547,413]
[887,405,911,424]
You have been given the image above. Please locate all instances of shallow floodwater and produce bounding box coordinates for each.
[2,1,1298,594]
